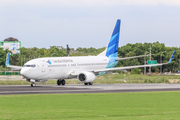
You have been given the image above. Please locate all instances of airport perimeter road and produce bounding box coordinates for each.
[0,84,180,95]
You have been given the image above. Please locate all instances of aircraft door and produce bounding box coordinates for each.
[41,63,46,72]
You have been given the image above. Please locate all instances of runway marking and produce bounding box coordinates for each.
[0,89,100,94]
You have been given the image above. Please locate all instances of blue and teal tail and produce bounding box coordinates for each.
[98,19,121,75]
[106,19,121,57]
[6,52,9,66]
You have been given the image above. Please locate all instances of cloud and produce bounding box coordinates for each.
[1,0,180,7]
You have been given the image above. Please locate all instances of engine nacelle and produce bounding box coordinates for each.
[77,72,96,83]
[26,79,36,83]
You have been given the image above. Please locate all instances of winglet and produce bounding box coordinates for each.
[6,52,9,66]
[167,50,175,64]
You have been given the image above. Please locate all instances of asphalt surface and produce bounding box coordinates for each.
[1,84,180,95]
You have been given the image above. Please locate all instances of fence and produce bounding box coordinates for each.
[0,71,20,75]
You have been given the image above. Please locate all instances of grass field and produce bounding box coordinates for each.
[1,74,180,85]
[1,92,180,120]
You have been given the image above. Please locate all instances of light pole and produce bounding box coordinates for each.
[149,45,154,74]
[51,53,55,57]
[21,56,22,66]
[144,52,149,75]
[24,56,25,65]
[94,51,97,56]
[160,51,166,74]
[149,46,151,73]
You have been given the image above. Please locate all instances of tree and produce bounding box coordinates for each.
[131,68,141,74]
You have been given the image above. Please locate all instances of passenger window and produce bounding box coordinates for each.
[23,65,36,68]
[32,65,36,68]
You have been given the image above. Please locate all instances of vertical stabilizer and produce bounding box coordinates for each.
[97,19,121,57]
[106,19,121,57]
[97,48,107,56]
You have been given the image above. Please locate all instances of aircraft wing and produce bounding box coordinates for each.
[7,65,22,70]
[94,50,175,73]
[6,53,22,70]
[94,63,166,73]
[116,54,151,61]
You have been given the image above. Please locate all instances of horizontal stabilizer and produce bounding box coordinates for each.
[94,63,166,73]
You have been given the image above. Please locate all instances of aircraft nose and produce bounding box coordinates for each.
[20,68,28,77]
[20,68,24,75]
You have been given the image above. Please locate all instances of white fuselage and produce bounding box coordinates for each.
[20,56,109,80]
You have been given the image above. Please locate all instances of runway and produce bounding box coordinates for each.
[1,84,180,95]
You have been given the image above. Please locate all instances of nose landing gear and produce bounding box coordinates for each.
[57,79,65,86]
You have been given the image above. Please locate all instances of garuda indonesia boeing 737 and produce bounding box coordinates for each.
[6,19,175,87]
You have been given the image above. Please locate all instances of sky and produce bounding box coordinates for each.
[0,0,180,49]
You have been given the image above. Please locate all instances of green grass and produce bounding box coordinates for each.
[95,74,180,84]
[1,92,180,120]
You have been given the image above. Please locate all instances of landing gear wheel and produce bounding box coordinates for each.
[89,82,93,85]
[31,83,35,87]
[57,80,62,85]
[62,80,65,85]
[84,83,88,85]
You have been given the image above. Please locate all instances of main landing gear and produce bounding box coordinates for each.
[84,82,93,85]
[31,83,36,87]
[57,79,66,86]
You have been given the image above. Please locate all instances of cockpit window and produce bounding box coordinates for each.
[23,65,36,68]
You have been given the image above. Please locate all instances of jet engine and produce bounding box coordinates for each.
[77,72,96,83]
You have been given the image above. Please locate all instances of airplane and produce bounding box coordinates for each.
[6,19,175,87]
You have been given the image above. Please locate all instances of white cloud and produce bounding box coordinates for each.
[1,0,180,7]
